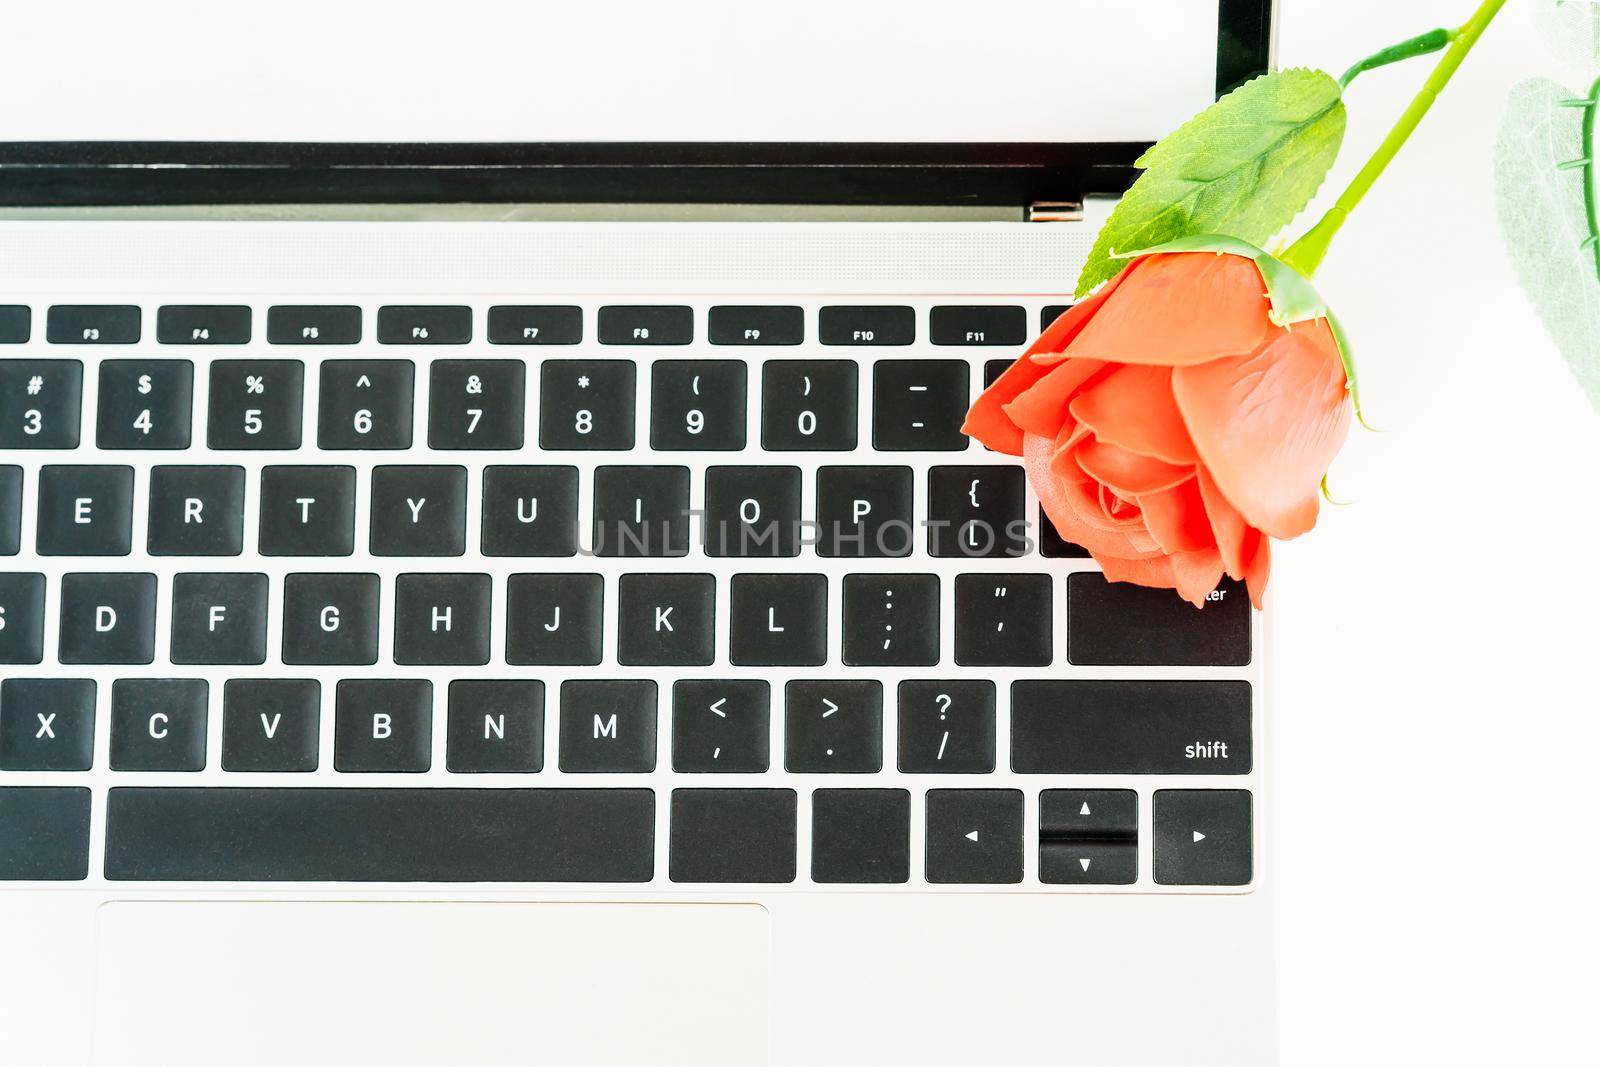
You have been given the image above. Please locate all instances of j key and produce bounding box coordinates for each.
[649,360,748,451]
[783,679,883,774]
[671,679,770,773]
[669,788,796,883]
[147,465,246,557]
[427,360,526,450]
[281,572,380,665]
[539,360,636,451]
[393,572,492,666]
[36,464,134,556]
[221,678,320,772]
[811,789,910,884]
[0,787,90,880]
[559,679,658,773]
[0,678,96,771]
[760,361,858,451]
[872,360,970,451]
[1041,304,1073,332]
[0,573,45,664]
[377,305,471,345]
[703,465,802,558]
[924,789,1024,884]
[592,465,690,557]
[1040,507,1091,558]
[58,572,157,664]
[929,305,1027,346]
[109,678,208,772]
[446,679,544,774]
[897,679,996,774]
[708,305,803,346]
[819,305,914,346]
[487,304,582,345]
[728,573,827,666]
[170,572,269,665]
[481,466,580,557]
[0,359,82,449]
[370,465,468,557]
[0,304,31,343]
[1039,789,1138,886]
[1068,573,1251,666]
[157,304,251,345]
[1153,790,1253,886]
[334,679,433,773]
[258,465,356,556]
[815,466,914,558]
[505,573,605,665]
[266,304,361,345]
[47,304,140,344]
[598,304,693,345]
[841,573,939,667]
[953,573,1052,667]
[96,360,194,449]
[617,573,715,666]
[928,466,1027,558]
[207,360,306,450]
[0,466,19,554]
[316,360,416,450]
[1010,680,1253,775]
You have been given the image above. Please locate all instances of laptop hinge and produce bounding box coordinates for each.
[1026,200,1085,223]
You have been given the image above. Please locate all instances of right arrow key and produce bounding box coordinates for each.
[1153,790,1254,886]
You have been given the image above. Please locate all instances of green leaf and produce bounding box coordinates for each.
[1076,68,1347,298]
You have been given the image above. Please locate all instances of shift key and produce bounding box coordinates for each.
[1010,680,1251,775]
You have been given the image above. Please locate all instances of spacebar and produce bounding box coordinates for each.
[104,787,656,882]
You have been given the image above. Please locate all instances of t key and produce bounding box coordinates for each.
[317,360,415,450]
[96,360,194,450]
[428,360,526,450]
[207,360,306,450]
[0,360,82,449]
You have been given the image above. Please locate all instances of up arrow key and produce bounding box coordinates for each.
[1079,801,1091,816]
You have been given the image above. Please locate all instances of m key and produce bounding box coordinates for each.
[559,679,657,773]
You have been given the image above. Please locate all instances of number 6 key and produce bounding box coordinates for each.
[317,360,415,450]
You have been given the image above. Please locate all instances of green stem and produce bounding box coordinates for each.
[1281,0,1508,277]
[1339,27,1456,89]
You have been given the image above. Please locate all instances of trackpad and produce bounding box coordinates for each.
[94,901,770,1067]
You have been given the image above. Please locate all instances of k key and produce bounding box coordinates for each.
[953,573,1052,667]
[428,360,526,450]
[0,359,82,449]
[317,360,415,450]
[96,360,194,450]
[207,360,306,450]
[617,573,715,666]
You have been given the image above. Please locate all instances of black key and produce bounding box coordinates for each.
[0,787,90,880]
[334,679,433,773]
[649,360,747,451]
[36,464,134,556]
[897,680,995,774]
[446,680,544,774]
[1041,304,1073,332]
[815,466,914,558]
[316,360,416,450]
[258,465,356,556]
[783,680,883,774]
[58,572,156,664]
[671,679,770,773]
[169,572,269,665]
[708,305,803,346]
[1068,573,1251,666]
[0,466,19,554]
[1039,507,1091,558]
[728,573,827,667]
[1039,789,1138,886]
[538,360,636,451]
[617,573,714,666]
[109,678,208,772]
[669,788,796,883]
[0,573,45,664]
[0,678,96,770]
[953,573,1052,667]
[0,359,82,449]
[841,573,939,667]
[1153,790,1253,886]
[393,572,491,665]
[96,360,194,449]
[819,306,914,346]
[929,305,1027,346]
[872,360,970,451]
[370,465,467,557]
[598,304,693,345]
[811,789,910,884]
[266,304,361,345]
[592,465,690,557]
[221,678,320,772]
[0,305,31,344]
[377,305,471,345]
[427,360,526,450]
[704,465,802,558]
[487,304,582,345]
[505,573,604,665]
[281,572,380,665]
[207,360,305,450]
[928,465,1027,557]
[105,787,655,882]
[558,679,658,773]
[1010,680,1253,775]
[760,361,857,451]
[147,465,246,556]
[47,304,140,344]
[925,789,1023,884]
[157,304,251,345]
[983,359,1012,388]
[481,466,580,557]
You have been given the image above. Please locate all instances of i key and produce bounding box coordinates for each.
[317,360,415,450]
[207,360,305,450]
[592,466,690,558]
[0,360,82,449]
[672,679,770,773]
[539,360,636,451]
[760,361,858,451]
[872,360,970,451]
[650,360,747,451]
[928,466,1027,558]
[897,680,997,774]
[96,360,194,450]
[428,360,526,450]
[954,573,1052,667]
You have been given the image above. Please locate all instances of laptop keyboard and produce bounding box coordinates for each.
[0,299,1257,890]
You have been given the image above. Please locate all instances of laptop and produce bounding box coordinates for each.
[0,1,1276,1063]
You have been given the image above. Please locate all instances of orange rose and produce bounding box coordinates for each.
[964,242,1354,609]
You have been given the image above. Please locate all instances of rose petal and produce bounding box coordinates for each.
[1068,363,1199,465]
[1073,437,1195,497]
[1241,530,1270,609]
[1096,547,1224,608]
[1002,357,1110,440]
[1137,475,1215,554]
[1025,433,1162,559]
[1196,467,1251,580]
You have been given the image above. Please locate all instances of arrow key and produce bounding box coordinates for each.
[1153,789,1253,886]
[317,360,416,450]
[925,788,1023,884]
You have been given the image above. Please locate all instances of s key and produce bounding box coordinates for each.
[0,360,82,449]
[207,360,305,450]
